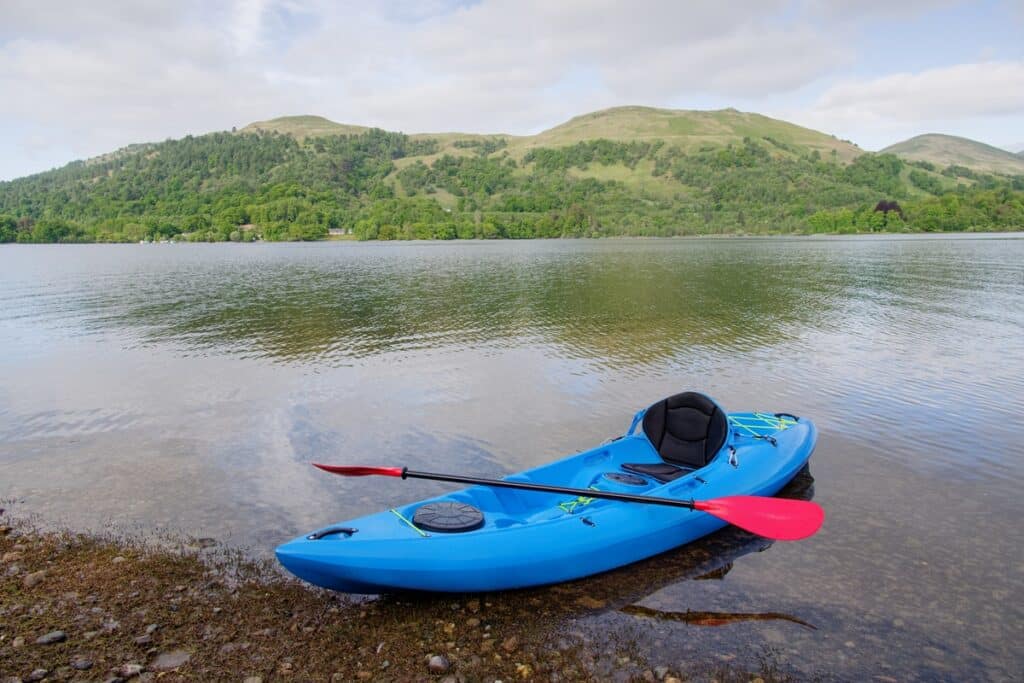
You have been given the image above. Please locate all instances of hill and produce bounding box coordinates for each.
[247,107,864,162]
[881,134,1024,175]
[520,106,863,161]
[1,107,1022,244]
[241,115,370,139]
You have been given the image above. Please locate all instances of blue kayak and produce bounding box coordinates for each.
[276,392,817,593]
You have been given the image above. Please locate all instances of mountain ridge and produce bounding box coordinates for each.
[881,133,1024,175]
[238,106,865,162]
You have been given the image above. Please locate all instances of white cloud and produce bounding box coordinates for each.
[813,61,1024,121]
[230,0,270,54]
[0,0,1020,179]
[776,61,1024,150]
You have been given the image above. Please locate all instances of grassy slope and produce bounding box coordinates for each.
[513,106,862,161]
[241,115,370,139]
[244,106,864,162]
[881,134,1024,175]
[246,107,867,201]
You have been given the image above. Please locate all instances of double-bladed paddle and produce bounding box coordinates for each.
[312,464,824,541]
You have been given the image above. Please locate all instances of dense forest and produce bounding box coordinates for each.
[1,126,1022,243]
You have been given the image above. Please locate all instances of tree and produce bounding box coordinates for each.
[0,215,15,242]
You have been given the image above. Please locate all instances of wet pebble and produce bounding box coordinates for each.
[242,677,262,683]
[150,650,190,671]
[654,666,669,680]
[35,630,67,645]
[25,670,48,682]
[501,635,519,653]
[428,654,450,674]
[134,635,152,646]
[116,663,143,678]
[71,657,93,670]
[218,642,250,654]
[12,636,25,648]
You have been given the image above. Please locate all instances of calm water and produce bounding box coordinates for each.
[1,237,1022,680]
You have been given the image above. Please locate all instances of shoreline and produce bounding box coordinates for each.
[3,228,1023,247]
[1,508,796,682]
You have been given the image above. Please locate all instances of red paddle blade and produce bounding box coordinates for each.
[313,464,404,478]
[694,496,824,541]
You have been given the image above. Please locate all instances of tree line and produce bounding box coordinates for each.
[1,128,1021,243]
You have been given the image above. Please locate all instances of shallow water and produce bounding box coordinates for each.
[1,236,1022,680]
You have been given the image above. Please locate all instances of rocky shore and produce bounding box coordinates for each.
[1,509,790,682]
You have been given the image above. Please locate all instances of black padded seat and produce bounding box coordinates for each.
[624,392,728,479]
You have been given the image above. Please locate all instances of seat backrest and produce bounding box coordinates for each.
[642,391,728,468]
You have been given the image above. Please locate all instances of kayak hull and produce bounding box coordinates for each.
[276,411,816,593]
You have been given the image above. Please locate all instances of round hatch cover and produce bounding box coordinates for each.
[413,502,485,533]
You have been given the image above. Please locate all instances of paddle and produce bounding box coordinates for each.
[312,464,824,541]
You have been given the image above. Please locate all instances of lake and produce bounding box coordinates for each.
[1,236,1021,680]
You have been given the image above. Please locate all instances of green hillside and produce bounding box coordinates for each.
[882,134,1024,175]
[1,107,1022,244]
[246,107,863,162]
[520,106,863,161]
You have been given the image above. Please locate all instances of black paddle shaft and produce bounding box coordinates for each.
[401,468,697,510]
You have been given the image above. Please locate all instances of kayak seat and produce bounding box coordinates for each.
[623,391,728,478]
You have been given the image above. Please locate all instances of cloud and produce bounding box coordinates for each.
[812,61,1024,122]
[775,60,1024,150]
[0,0,1019,179]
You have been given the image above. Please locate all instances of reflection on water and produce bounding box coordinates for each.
[1,236,1023,680]
[620,604,817,630]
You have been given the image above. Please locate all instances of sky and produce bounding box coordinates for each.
[1,0,1022,181]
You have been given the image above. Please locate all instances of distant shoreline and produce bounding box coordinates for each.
[4,228,1022,246]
